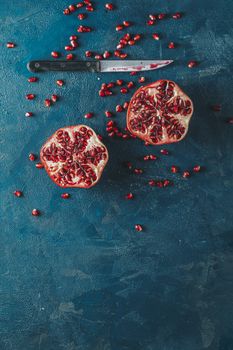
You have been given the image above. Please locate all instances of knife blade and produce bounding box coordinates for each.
[27,60,173,73]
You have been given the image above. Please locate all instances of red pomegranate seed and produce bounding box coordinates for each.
[36,163,44,169]
[6,42,15,48]
[29,153,36,161]
[84,112,93,119]
[105,111,112,118]
[123,21,131,27]
[134,168,143,174]
[125,161,132,169]
[56,79,64,87]
[65,45,74,51]
[63,8,70,15]
[95,54,103,60]
[116,105,123,112]
[130,71,137,76]
[114,50,121,57]
[163,179,171,187]
[144,155,157,161]
[44,99,51,107]
[77,25,91,32]
[70,35,77,40]
[103,51,111,59]
[26,94,35,100]
[61,193,70,199]
[85,50,93,57]
[138,76,145,83]
[148,180,156,186]
[211,104,221,111]
[28,77,38,83]
[32,209,40,216]
[168,42,175,49]
[128,40,135,46]
[14,190,22,197]
[105,3,114,10]
[193,165,201,172]
[116,79,124,86]
[188,60,198,68]
[127,81,134,89]
[149,14,157,20]
[152,33,160,40]
[160,149,169,155]
[135,224,143,232]
[86,5,94,11]
[172,12,182,19]
[51,94,58,102]
[182,170,190,178]
[158,13,166,20]
[78,13,86,20]
[70,40,79,48]
[97,134,103,141]
[116,25,124,31]
[105,90,113,96]
[25,112,33,117]
[51,51,59,58]
[123,101,129,109]
[99,90,106,97]
[171,165,179,173]
[68,4,76,12]
[84,0,92,4]
[120,87,128,94]
[147,20,155,25]
[76,2,84,8]
[125,193,134,199]
[228,118,233,124]
[134,34,141,41]
[66,53,74,60]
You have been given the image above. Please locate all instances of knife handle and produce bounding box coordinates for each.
[27,60,100,73]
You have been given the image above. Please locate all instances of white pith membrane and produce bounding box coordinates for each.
[127,80,193,145]
[40,125,108,188]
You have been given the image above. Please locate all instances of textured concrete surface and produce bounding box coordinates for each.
[0,0,233,349]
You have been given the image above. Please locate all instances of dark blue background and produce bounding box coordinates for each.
[1,1,233,349]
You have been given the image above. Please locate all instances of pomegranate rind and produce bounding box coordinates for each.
[40,125,109,188]
[127,80,194,145]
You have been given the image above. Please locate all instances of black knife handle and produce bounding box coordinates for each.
[27,60,100,73]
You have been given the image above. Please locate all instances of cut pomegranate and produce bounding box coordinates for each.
[28,77,38,83]
[61,193,70,199]
[32,209,40,216]
[127,80,194,145]
[105,3,114,10]
[135,224,143,232]
[14,190,22,197]
[51,51,60,58]
[40,125,109,188]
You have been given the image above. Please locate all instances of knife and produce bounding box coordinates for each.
[27,60,173,73]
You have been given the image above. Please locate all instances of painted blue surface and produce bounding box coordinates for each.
[1,0,233,349]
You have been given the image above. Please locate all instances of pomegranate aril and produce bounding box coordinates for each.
[135,224,143,232]
[29,153,36,161]
[76,2,84,8]
[134,168,143,174]
[120,87,128,94]
[70,35,77,40]
[68,4,76,12]
[114,50,121,57]
[78,13,86,20]
[103,51,111,59]
[160,149,169,155]
[95,54,103,60]
[158,13,166,20]
[171,165,179,173]
[147,20,155,25]
[105,111,113,118]
[63,8,70,15]
[128,40,135,46]
[144,155,157,161]
[51,51,60,58]
[123,21,131,27]
[14,190,22,197]
[51,94,58,102]
[65,45,74,51]
[168,42,175,49]
[188,60,198,68]
[125,193,134,199]
[138,76,145,83]
[6,42,16,48]
[44,99,51,107]
[148,180,156,186]
[149,14,157,21]
[211,105,221,111]
[183,170,190,178]
[61,193,70,199]
[32,209,40,216]
[130,71,137,76]
[127,81,134,89]
[84,112,93,119]
[66,53,74,60]
[105,3,114,10]
[107,82,115,88]
[25,112,33,117]
[77,25,91,32]
[152,33,160,40]
[70,40,79,48]
[116,105,123,112]
[172,12,182,19]
[56,79,64,86]
[85,50,93,57]
[26,94,35,100]
[193,165,201,172]
[123,101,129,109]
[116,25,124,31]
[86,5,94,11]
[28,77,38,83]
[134,34,141,41]
[36,163,44,169]
[116,79,124,86]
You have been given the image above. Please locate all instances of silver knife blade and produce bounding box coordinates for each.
[99,60,173,72]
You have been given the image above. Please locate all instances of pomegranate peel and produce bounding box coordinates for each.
[40,125,109,188]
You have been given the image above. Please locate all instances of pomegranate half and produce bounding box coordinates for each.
[40,125,109,188]
[127,80,194,145]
